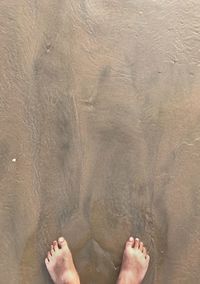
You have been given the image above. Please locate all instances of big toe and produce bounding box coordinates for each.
[125,236,134,248]
[58,237,68,249]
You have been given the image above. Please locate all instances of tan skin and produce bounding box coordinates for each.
[45,236,150,284]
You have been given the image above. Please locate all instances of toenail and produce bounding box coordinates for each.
[59,237,64,242]
[129,237,134,241]
[135,238,139,241]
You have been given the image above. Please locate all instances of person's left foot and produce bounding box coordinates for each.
[45,237,80,284]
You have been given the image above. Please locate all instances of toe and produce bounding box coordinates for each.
[58,237,68,249]
[126,236,134,248]
[139,241,144,252]
[48,251,51,261]
[45,257,49,266]
[53,240,58,251]
[51,245,54,255]
[134,238,140,249]
[146,254,150,262]
[142,246,147,257]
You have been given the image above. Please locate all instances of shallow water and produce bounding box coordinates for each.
[1,1,200,283]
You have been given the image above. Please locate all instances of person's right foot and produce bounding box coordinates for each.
[117,237,150,284]
[45,237,80,284]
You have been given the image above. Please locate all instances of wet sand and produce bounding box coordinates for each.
[1,1,200,283]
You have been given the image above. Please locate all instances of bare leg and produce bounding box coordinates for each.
[117,237,150,284]
[45,237,80,284]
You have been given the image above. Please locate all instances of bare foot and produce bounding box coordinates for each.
[45,237,80,284]
[117,237,150,284]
